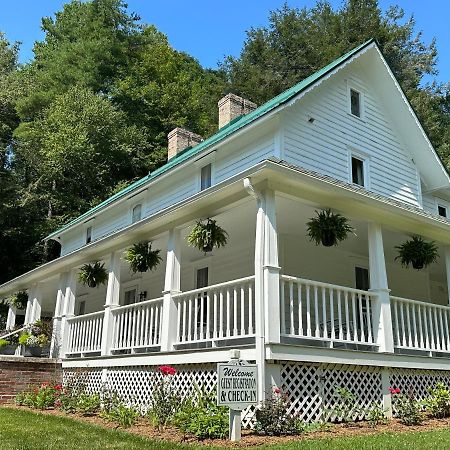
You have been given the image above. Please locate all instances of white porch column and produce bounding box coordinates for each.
[30,284,42,323]
[24,288,34,325]
[253,186,281,402]
[60,270,78,357]
[50,272,68,358]
[6,306,16,330]
[160,228,181,352]
[101,252,121,356]
[444,246,450,306]
[368,222,394,353]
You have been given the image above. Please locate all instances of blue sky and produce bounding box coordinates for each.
[1,0,449,83]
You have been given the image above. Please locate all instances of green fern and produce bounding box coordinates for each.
[78,262,108,288]
[124,241,162,273]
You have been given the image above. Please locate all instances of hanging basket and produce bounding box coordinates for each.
[78,262,108,288]
[395,236,438,270]
[124,241,162,273]
[187,218,228,253]
[306,209,354,247]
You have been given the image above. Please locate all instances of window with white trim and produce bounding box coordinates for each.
[350,88,361,118]
[200,164,212,190]
[124,288,137,306]
[132,204,142,223]
[351,156,365,187]
[85,226,92,244]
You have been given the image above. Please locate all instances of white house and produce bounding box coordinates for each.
[2,39,450,422]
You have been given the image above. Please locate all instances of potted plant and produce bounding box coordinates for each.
[19,320,51,357]
[7,291,28,310]
[306,209,355,247]
[78,262,108,288]
[395,235,439,270]
[187,218,228,253]
[0,336,18,355]
[124,241,162,273]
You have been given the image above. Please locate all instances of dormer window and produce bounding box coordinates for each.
[200,163,212,190]
[351,156,365,187]
[132,204,142,223]
[438,205,447,218]
[85,226,92,244]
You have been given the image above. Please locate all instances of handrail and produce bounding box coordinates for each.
[67,310,104,322]
[391,295,450,311]
[281,275,374,297]
[0,326,26,341]
[111,297,164,314]
[173,276,255,299]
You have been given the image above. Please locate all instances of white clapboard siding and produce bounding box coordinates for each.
[283,69,421,207]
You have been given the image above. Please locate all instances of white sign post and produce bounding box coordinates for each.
[217,350,258,442]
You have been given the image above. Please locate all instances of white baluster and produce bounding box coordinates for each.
[219,291,224,338]
[290,282,295,335]
[297,283,303,336]
[306,284,311,337]
[240,286,245,336]
[322,287,328,340]
[337,290,343,340]
[314,285,320,338]
[248,284,254,335]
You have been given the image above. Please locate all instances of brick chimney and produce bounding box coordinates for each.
[218,93,257,128]
[167,127,203,160]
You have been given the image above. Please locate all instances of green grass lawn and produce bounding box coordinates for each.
[2,407,450,450]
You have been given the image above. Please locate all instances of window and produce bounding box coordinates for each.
[355,267,370,332]
[132,204,142,223]
[351,156,365,186]
[124,288,137,306]
[355,267,370,291]
[200,164,212,190]
[438,205,447,218]
[85,226,92,244]
[78,300,86,316]
[350,88,361,117]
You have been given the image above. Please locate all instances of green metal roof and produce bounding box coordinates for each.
[46,39,375,240]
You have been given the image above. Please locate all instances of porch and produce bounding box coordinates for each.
[4,185,450,369]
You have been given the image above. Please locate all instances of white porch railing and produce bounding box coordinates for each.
[111,298,163,351]
[280,275,376,346]
[66,311,104,354]
[391,296,450,353]
[174,276,255,345]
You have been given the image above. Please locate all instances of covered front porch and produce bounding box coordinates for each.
[6,184,450,364]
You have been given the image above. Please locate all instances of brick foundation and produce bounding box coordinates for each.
[0,357,62,403]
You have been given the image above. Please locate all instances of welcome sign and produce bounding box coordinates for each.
[217,362,258,410]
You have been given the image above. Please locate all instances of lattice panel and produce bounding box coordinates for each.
[281,362,322,422]
[390,368,450,401]
[63,369,103,395]
[281,362,382,422]
[322,364,382,421]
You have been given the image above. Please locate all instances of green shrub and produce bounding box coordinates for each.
[18,333,30,346]
[366,402,389,427]
[423,383,450,418]
[329,387,364,424]
[392,390,423,425]
[173,386,228,439]
[15,382,62,410]
[102,404,139,428]
[254,388,299,435]
[0,338,9,348]
[75,393,101,416]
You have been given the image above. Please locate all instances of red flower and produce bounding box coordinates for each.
[389,387,401,395]
[273,387,281,394]
[158,365,176,376]
[54,384,62,391]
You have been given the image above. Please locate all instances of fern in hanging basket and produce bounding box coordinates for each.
[306,209,354,247]
[187,218,228,252]
[124,241,162,273]
[395,236,439,270]
[78,262,108,288]
[8,291,28,310]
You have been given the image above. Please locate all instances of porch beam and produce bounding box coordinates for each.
[160,228,181,352]
[100,252,121,356]
[367,222,394,353]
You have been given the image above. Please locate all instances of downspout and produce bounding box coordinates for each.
[244,177,266,402]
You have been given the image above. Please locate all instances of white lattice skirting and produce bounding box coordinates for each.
[63,362,450,425]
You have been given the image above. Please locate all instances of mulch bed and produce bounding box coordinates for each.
[4,404,450,447]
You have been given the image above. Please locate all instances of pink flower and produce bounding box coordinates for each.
[389,387,401,395]
[158,365,176,376]
[273,387,281,394]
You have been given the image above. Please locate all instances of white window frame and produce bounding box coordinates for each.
[194,152,216,191]
[348,148,370,189]
[85,225,93,245]
[200,163,212,191]
[120,279,141,306]
[131,203,142,223]
[347,81,365,120]
[435,197,449,218]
